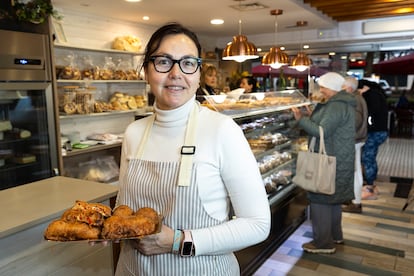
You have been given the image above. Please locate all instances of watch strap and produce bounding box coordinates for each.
[172,229,182,254]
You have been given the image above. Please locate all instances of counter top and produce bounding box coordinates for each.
[0,176,118,239]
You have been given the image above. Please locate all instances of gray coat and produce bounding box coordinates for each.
[354,92,368,143]
[298,91,356,204]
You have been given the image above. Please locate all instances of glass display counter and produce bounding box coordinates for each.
[201,89,310,119]
[203,89,310,275]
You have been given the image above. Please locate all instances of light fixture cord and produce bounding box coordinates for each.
[274,15,278,45]
[238,0,242,35]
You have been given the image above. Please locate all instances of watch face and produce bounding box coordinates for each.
[182,241,193,256]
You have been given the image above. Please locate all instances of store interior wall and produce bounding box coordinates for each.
[55,10,219,57]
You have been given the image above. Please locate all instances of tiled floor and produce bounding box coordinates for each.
[253,138,414,276]
[377,138,414,180]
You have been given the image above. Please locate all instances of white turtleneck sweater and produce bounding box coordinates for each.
[119,97,270,255]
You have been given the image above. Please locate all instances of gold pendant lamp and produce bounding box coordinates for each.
[290,21,312,72]
[222,0,258,62]
[262,9,289,69]
[291,52,312,72]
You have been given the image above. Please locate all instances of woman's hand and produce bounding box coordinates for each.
[304,105,313,116]
[291,106,302,120]
[132,224,175,255]
[291,105,312,120]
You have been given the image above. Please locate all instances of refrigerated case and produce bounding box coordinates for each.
[0,29,59,189]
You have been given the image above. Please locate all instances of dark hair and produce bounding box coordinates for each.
[358,79,387,98]
[142,23,202,70]
[243,76,257,92]
[358,79,381,90]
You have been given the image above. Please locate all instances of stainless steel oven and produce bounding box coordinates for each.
[0,29,59,189]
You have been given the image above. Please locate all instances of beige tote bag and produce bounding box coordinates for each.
[292,126,336,195]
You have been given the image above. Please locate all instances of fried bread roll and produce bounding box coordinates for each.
[62,209,105,227]
[113,205,134,218]
[72,200,112,217]
[101,215,156,239]
[135,207,159,225]
[44,219,100,241]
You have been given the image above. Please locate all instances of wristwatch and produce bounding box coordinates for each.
[180,230,194,257]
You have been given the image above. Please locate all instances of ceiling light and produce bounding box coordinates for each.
[125,0,142,2]
[291,52,312,72]
[222,32,259,62]
[222,1,258,62]
[262,9,289,69]
[142,16,149,21]
[290,21,312,72]
[211,19,224,25]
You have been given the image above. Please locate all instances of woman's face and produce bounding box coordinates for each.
[145,34,200,110]
[204,70,217,88]
[240,78,252,93]
[319,86,336,99]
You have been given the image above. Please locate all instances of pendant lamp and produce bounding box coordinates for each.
[222,0,258,62]
[262,9,289,69]
[222,28,259,62]
[290,21,312,72]
[291,52,312,72]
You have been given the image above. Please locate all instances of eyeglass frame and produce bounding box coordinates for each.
[149,55,202,74]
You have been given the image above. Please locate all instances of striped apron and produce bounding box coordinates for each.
[115,103,239,276]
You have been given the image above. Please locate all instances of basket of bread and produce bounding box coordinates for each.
[44,200,162,242]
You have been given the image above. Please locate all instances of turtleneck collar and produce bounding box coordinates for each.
[153,96,196,127]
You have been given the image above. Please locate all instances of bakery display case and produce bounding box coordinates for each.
[202,89,309,118]
[53,44,148,182]
[202,90,310,275]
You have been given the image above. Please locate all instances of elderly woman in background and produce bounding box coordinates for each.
[291,72,355,254]
[342,76,368,213]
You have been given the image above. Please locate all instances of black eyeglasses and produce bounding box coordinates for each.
[149,55,202,74]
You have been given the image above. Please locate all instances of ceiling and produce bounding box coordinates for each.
[51,0,414,55]
[305,0,414,22]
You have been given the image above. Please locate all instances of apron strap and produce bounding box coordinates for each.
[177,103,199,186]
[136,114,155,158]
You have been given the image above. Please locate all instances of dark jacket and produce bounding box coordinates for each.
[196,85,215,96]
[298,91,356,204]
[359,80,388,132]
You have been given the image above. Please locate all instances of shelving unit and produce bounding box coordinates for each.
[53,44,147,181]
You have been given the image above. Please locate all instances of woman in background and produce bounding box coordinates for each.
[239,75,257,93]
[292,72,355,254]
[196,63,218,96]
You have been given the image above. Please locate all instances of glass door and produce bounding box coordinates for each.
[0,83,58,190]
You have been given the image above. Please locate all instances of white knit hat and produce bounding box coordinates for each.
[318,72,345,92]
